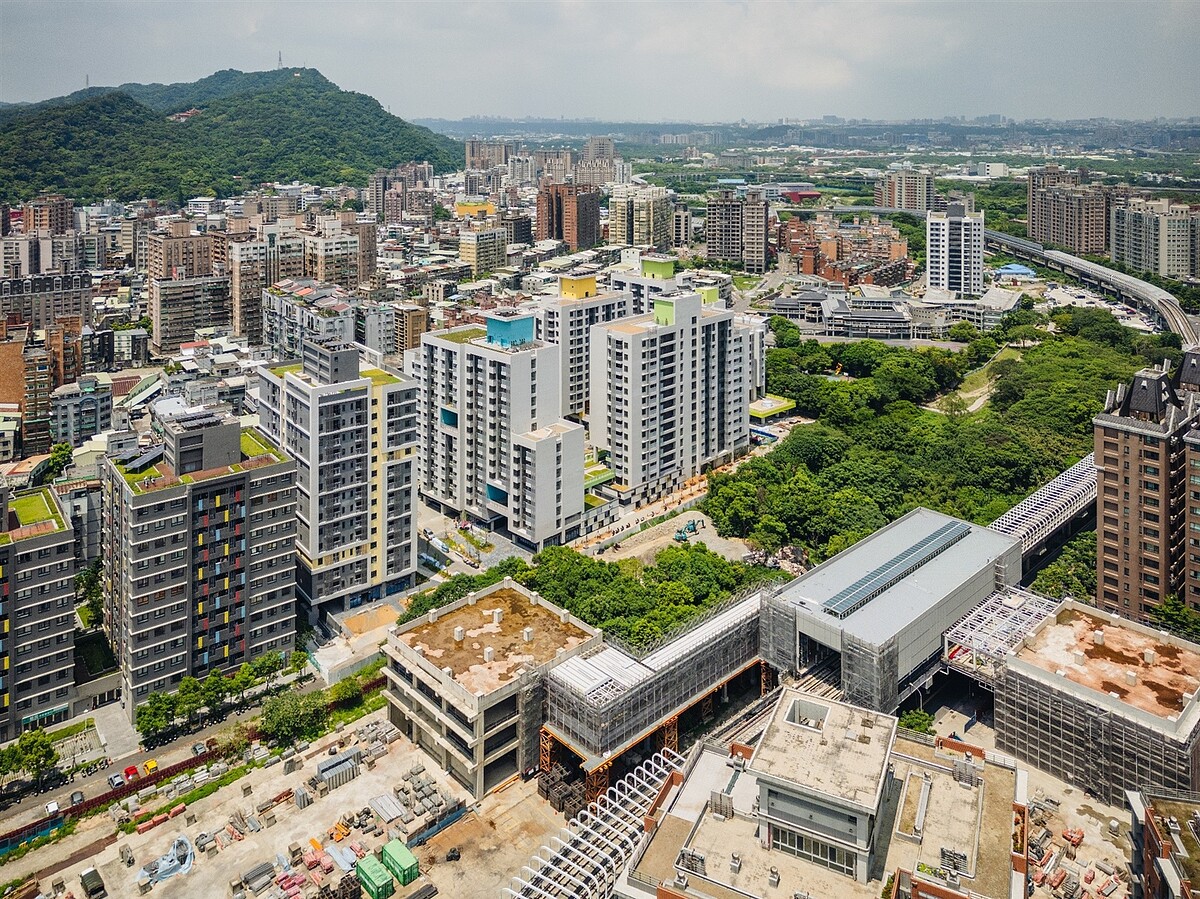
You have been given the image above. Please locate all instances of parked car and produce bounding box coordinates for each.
[70,790,85,806]
[45,800,59,816]
[107,773,124,790]
[191,742,207,757]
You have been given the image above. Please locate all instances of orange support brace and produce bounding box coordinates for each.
[584,762,612,803]
[539,727,554,773]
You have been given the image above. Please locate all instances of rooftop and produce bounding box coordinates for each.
[433,326,486,345]
[361,367,401,387]
[396,587,594,695]
[780,508,1019,645]
[115,428,287,495]
[3,488,67,542]
[749,689,896,809]
[1148,797,1200,889]
[1015,604,1200,721]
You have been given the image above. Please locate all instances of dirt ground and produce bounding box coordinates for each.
[601,511,751,565]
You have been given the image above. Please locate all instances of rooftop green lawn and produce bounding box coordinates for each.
[439,327,486,344]
[9,490,65,531]
[267,362,302,378]
[362,367,401,387]
[240,429,275,459]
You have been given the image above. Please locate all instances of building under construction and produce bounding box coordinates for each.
[543,587,768,801]
[760,508,1023,712]
[994,599,1200,805]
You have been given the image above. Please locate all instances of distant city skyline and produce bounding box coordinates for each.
[1,0,1198,122]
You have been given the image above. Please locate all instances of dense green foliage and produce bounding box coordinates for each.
[1150,594,1200,642]
[402,544,781,650]
[259,692,328,745]
[1031,531,1097,600]
[0,68,461,204]
[74,559,103,625]
[0,730,60,783]
[703,310,1178,562]
[956,179,1028,238]
[898,710,935,735]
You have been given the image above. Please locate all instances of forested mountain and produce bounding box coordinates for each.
[0,69,461,204]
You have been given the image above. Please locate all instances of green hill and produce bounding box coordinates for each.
[0,69,461,204]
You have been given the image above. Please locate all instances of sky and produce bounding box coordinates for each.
[1,0,1198,122]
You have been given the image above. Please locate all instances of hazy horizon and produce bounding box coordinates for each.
[2,0,1198,121]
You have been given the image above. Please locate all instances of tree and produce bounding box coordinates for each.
[74,560,104,626]
[259,692,327,745]
[230,663,255,702]
[201,672,228,719]
[432,202,452,222]
[16,730,59,784]
[251,650,284,687]
[175,676,203,723]
[43,443,73,481]
[136,692,177,741]
[946,321,981,343]
[0,742,23,776]
[1150,593,1200,642]
[329,678,363,708]
[898,709,935,735]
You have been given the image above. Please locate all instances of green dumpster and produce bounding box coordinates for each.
[381,839,420,886]
[356,856,394,899]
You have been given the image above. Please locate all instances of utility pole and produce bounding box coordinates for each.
[277,50,282,70]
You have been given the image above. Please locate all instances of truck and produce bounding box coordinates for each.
[80,867,107,899]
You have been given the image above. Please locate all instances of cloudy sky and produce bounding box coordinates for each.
[2,0,1197,121]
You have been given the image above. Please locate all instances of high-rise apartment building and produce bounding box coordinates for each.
[609,185,672,251]
[502,213,533,247]
[261,278,356,360]
[22,194,74,236]
[0,273,93,329]
[873,171,936,211]
[705,190,744,264]
[1095,358,1200,623]
[459,227,508,277]
[1028,184,1106,254]
[926,203,984,296]
[149,275,233,355]
[742,188,770,274]
[673,203,692,249]
[51,373,113,447]
[412,310,585,551]
[102,411,297,722]
[148,221,214,280]
[536,183,601,251]
[1111,198,1200,279]
[507,156,536,185]
[227,222,305,345]
[383,188,406,225]
[0,486,76,740]
[298,213,374,290]
[533,273,632,418]
[1027,164,1081,243]
[590,290,751,505]
[583,136,616,162]
[394,304,428,352]
[258,343,418,620]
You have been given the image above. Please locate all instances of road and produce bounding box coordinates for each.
[0,677,321,831]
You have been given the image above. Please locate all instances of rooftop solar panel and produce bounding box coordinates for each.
[127,445,164,472]
[822,520,971,619]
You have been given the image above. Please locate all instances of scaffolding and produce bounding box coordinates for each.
[988,452,1096,555]
[545,587,766,769]
[943,587,1061,685]
[503,748,687,899]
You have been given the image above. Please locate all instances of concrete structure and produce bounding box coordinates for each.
[583,136,616,162]
[148,221,214,280]
[261,277,356,360]
[51,372,113,446]
[873,171,936,211]
[1128,791,1200,899]
[412,310,585,550]
[393,303,427,352]
[0,272,93,329]
[22,194,74,236]
[533,273,631,417]
[1026,164,1081,244]
[0,486,77,740]
[536,183,601,252]
[608,254,734,315]
[609,185,672,251]
[1111,198,1200,279]
[1028,184,1107,254]
[926,203,984,296]
[383,580,601,798]
[227,222,305,344]
[258,343,418,621]
[1094,360,1200,622]
[996,600,1200,804]
[705,189,744,265]
[741,187,770,274]
[672,202,692,249]
[460,227,508,278]
[606,724,1025,899]
[148,275,232,356]
[101,411,297,722]
[589,290,752,506]
[762,508,1023,712]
